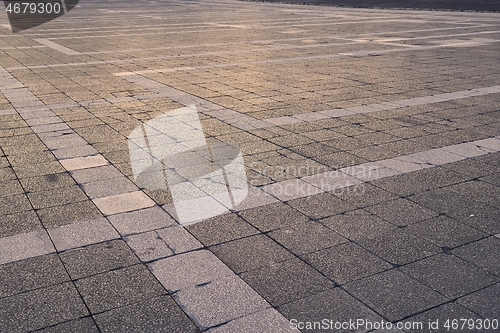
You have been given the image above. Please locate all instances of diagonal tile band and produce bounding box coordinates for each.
[0,66,294,332]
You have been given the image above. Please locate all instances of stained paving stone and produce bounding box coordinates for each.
[75,264,166,314]
[19,172,76,193]
[344,270,448,322]
[60,240,140,279]
[186,213,260,246]
[457,283,500,319]
[278,288,383,333]
[452,237,500,276]
[0,254,69,299]
[240,257,335,306]
[0,283,89,333]
[301,242,392,285]
[401,254,499,299]
[209,234,293,274]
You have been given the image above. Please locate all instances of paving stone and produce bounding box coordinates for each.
[94,295,199,333]
[75,264,166,314]
[335,183,398,209]
[48,217,120,252]
[401,254,498,299]
[240,257,335,306]
[287,192,356,219]
[210,234,293,273]
[125,231,174,262]
[239,202,309,231]
[321,211,395,242]
[364,198,439,226]
[37,317,100,333]
[60,155,109,171]
[405,215,487,248]
[206,308,294,333]
[0,193,32,215]
[344,270,448,322]
[19,172,76,193]
[186,213,259,246]
[149,250,235,293]
[93,191,156,216]
[107,206,176,236]
[278,288,383,333]
[0,229,55,265]
[70,165,125,184]
[268,219,347,255]
[60,240,140,279]
[302,242,392,285]
[262,178,323,201]
[28,185,88,209]
[37,200,103,228]
[80,176,138,199]
[457,283,500,318]
[173,275,269,330]
[157,225,203,254]
[0,210,42,238]
[0,282,89,333]
[452,237,500,276]
[0,254,69,299]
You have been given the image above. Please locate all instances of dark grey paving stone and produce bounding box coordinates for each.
[409,189,500,234]
[356,228,441,265]
[335,184,398,209]
[406,215,487,249]
[301,242,392,285]
[60,240,140,280]
[344,270,448,322]
[19,172,76,193]
[240,257,335,306]
[0,194,32,215]
[287,192,356,219]
[94,295,199,333]
[0,282,88,333]
[405,302,482,333]
[0,179,24,197]
[401,254,498,299]
[313,151,368,169]
[239,202,308,232]
[186,213,259,246]
[37,200,103,228]
[28,185,88,209]
[364,198,439,226]
[321,210,395,242]
[37,317,100,333]
[0,210,42,238]
[446,180,500,209]
[439,158,499,179]
[278,288,383,333]
[75,265,166,314]
[457,283,500,318]
[0,254,69,299]
[209,234,293,274]
[453,237,500,276]
[268,220,347,255]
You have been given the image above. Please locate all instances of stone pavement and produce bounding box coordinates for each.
[0,0,499,332]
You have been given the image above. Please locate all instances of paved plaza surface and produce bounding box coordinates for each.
[0,0,500,332]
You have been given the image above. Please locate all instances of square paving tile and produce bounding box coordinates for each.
[344,269,448,322]
[75,264,166,314]
[37,317,100,333]
[457,282,500,318]
[209,234,293,274]
[452,237,500,276]
[364,198,439,226]
[93,191,156,216]
[302,242,392,285]
[287,192,356,219]
[240,257,335,306]
[107,206,176,236]
[239,202,309,232]
[401,254,498,299]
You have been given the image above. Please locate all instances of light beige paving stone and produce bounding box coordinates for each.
[206,308,294,333]
[52,145,100,159]
[173,275,270,330]
[108,206,176,236]
[408,148,465,166]
[318,108,356,117]
[0,230,55,265]
[149,250,235,292]
[156,225,203,254]
[124,231,174,262]
[47,217,120,252]
[60,155,109,171]
[292,112,330,121]
[441,142,494,158]
[265,116,302,126]
[376,156,434,173]
[474,138,500,151]
[93,191,156,216]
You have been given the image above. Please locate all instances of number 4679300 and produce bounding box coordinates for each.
[5,2,62,14]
